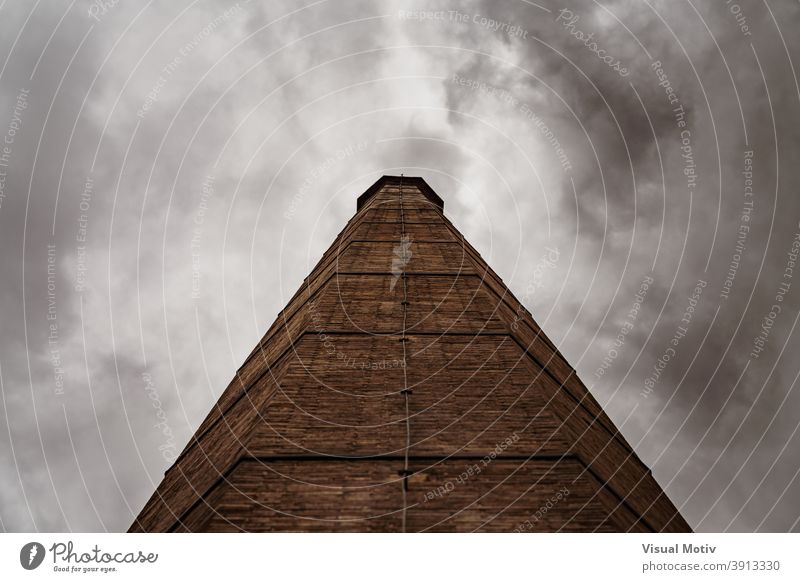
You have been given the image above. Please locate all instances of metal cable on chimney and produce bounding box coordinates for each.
[399,175,412,533]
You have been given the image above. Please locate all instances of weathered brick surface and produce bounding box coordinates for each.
[130,176,690,533]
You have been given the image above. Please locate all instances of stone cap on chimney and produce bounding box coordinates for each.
[356,175,444,212]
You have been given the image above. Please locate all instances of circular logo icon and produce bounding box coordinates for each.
[20,542,46,570]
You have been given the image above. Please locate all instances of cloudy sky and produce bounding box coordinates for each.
[1,0,799,532]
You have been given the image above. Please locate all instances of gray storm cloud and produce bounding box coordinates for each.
[0,0,798,532]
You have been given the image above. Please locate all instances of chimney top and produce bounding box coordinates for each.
[356,175,444,212]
